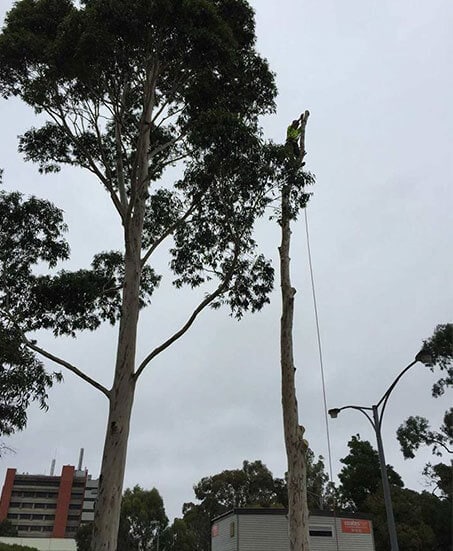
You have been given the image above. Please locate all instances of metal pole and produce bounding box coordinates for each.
[372,406,399,551]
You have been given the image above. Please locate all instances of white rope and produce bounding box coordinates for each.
[304,207,340,551]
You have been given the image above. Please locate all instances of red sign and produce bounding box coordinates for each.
[211,524,219,537]
[341,519,371,534]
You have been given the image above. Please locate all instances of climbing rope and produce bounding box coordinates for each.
[303,207,340,551]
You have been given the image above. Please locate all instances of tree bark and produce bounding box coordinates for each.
[91,226,143,551]
[279,110,311,551]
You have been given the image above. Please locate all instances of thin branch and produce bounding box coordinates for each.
[156,152,191,170]
[430,439,453,455]
[140,196,200,268]
[46,101,125,222]
[150,75,187,125]
[25,338,110,399]
[134,244,240,381]
[148,132,185,162]
[154,103,188,131]
[87,100,115,186]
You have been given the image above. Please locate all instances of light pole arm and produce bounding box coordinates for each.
[334,405,376,430]
[376,359,418,429]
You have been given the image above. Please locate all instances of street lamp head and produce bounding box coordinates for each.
[328,408,341,419]
[415,348,433,366]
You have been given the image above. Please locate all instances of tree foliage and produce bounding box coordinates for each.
[365,487,450,551]
[118,485,168,551]
[422,462,452,500]
[160,518,197,551]
[397,408,453,459]
[422,323,453,397]
[0,184,63,439]
[76,486,167,551]
[337,435,403,511]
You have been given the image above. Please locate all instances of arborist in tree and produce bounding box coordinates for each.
[286,118,302,158]
[286,111,309,163]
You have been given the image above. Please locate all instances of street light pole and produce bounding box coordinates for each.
[328,349,432,551]
[372,404,399,551]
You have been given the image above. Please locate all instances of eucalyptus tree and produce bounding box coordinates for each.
[0,1,277,549]
[276,111,314,550]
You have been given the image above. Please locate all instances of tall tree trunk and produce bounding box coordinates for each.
[279,111,311,551]
[92,227,143,551]
[91,77,153,550]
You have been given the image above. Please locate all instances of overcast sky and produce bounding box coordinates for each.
[1,0,452,523]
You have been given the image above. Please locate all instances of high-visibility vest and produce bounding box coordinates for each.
[287,125,301,140]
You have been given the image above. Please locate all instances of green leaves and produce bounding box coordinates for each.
[397,409,453,459]
[338,435,403,511]
[0,188,69,272]
[422,323,453,397]
[0,322,61,436]
[119,485,168,551]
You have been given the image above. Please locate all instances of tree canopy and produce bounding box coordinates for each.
[118,485,168,551]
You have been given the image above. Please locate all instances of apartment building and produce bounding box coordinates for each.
[0,463,98,539]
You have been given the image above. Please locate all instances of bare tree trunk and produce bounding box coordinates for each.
[91,223,143,551]
[279,111,310,551]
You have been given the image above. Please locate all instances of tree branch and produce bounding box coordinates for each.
[24,338,110,399]
[134,245,240,381]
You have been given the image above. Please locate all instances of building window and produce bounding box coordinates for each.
[229,522,235,538]
[309,526,333,537]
